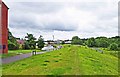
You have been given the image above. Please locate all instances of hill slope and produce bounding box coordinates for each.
[2,45,118,75]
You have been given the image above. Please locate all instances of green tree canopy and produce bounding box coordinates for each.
[24,33,36,49]
[71,36,83,45]
[95,37,109,48]
[109,43,118,51]
[37,35,45,49]
[86,37,96,47]
[8,29,19,50]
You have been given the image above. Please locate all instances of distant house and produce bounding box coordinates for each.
[17,39,25,45]
[17,39,25,49]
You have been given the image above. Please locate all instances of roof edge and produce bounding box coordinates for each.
[2,1,9,9]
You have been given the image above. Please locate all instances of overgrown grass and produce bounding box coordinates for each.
[1,49,41,58]
[100,48,119,57]
[2,45,118,75]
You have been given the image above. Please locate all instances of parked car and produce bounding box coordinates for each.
[42,45,54,51]
[57,46,62,49]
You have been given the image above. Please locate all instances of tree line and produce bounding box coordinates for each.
[8,30,120,51]
[71,36,120,51]
[8,30,44,50]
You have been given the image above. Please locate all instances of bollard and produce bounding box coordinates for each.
[35,51,36,55]
[32,51,37,55]
[32,51,34,55]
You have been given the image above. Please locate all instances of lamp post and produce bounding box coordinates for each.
[53,35,54,41]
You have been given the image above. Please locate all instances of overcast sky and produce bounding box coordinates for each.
[4,0,119,40]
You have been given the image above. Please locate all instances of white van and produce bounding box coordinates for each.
[42,45,54,51]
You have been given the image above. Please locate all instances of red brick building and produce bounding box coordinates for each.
[0,1,9,54]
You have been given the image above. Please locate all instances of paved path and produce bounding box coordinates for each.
[92,48,104,53]
[2,51,51,64]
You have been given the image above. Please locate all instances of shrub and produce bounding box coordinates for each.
[23,41,30,49]
[61,41,65,44]
[8,43,16,50]
[109,43,118,51]
[37,36,44,49]
[71,36,83,45]
[8,40,19,50]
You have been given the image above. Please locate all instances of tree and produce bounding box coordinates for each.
[37,35,45,49]
[23,41,30,49]
[71,36,83,45]
[8,40,17,50]
[25,33,36,49]
[86,37,96,47]
[61,41,65,44]
[109,43,118,51]
[95,37,109,48]
[113,36,120,47]
[8,30,19,50]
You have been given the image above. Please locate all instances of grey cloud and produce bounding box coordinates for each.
[6,1,118,39]
[74,2,106,11]
[73,2,117,20]
[8,2,65,14]
[43,22,77,31]
[8,2,78,31]
[10,21,77,32]
[9,13,77,31]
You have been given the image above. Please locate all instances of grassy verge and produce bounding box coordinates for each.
[100,48,119,57]
[2,45,118,75]
[1,49,41,58]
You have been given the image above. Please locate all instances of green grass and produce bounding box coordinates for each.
[2,45,118,75]
[100,48,119,57]
[1,49,41,58]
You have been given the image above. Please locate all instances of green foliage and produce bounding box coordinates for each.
[37,35,45,49]
[95,37,109,48]
[109,43,118,51]
[8,43,19,50]
[71,36,83,45]
[86,37,96,47]
[23,41,30,49]
[85,37,110,48]
[61,41,65,44]
[8,30,19,50]
[114,37,120,47]
[24,33,36,49]
[8,40,16,50]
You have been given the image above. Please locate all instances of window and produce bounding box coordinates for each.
[3,45,6,49]
[0,45,2,49]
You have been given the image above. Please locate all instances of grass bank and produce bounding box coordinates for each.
[1,49,41,58]
[2,45,118,75]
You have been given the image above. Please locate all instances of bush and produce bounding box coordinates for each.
[23,41,30,49]
[61,41,65,44]
[8,43,19,50]
[8,40,19,50]
[71,36,83,45]
[95,38,109,48]
[109,43,118,51]
[37,38,44,49]
[86,37,96,47]
[8,43,15,50]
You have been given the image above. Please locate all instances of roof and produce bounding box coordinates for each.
[17,40,25,44]
[2,1,9,9]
